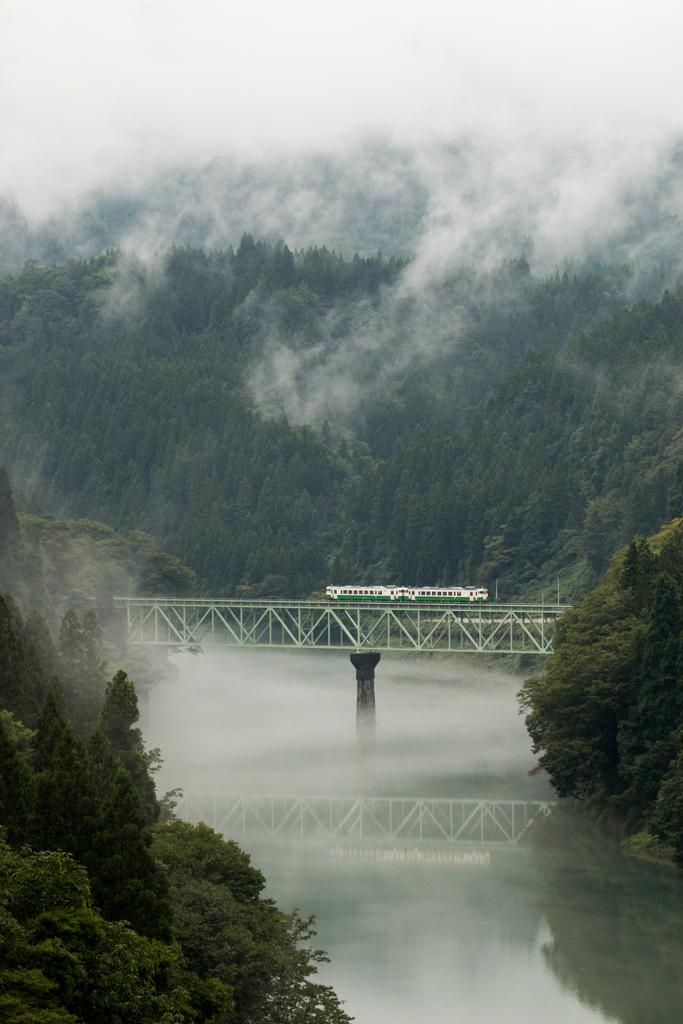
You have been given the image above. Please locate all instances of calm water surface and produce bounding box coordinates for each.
[148,649,683,1024]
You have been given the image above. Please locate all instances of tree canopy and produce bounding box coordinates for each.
[520,518,683,862]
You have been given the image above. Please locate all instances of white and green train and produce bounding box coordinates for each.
[326,585,488,602]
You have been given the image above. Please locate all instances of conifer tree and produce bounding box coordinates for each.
[59,609,107,739]
[0,467,20,555]
[619,538,658,613]
[0,594,30,722]
[651,737,683,866]
[20,609,57,716]
[99,669,141,748]
[87,728,119,802]
[0,715,30,846]
[31,682,68,773]
[30,724,99,864]
[90,766,172,941]
[99,669,158,823]
[619,572,683,805]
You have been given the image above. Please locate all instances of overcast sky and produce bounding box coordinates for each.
[2,0,682,217]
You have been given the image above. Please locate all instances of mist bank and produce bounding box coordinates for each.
[4,135,683,289]
[147,648,545,799]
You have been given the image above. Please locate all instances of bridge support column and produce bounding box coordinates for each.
[350,652,379,772]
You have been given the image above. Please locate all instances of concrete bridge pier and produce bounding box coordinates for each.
[351,652,380,775]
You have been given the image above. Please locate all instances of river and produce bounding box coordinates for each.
[147,649,683,1024]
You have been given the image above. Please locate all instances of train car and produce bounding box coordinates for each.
[326,585,488,602]
[406,586,488,602]
[326,585,392,600]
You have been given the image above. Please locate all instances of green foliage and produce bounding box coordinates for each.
[0,715,30,846]
[90,767,173,942]
[0,594,38,723]
[0,708,34,756]
[31,684,68,773]
[651,740,683,867]
[139,549,196,596]
[0,967,80,1023]
[99,668,158,822]
[58,609,107,739]
[0,840,231,1023]
[30,723,99,864]
[153,821,352,1024]
[521,518,683,860]
[0,466,20,557]
[99,668,140,745]
[152,819,265,902]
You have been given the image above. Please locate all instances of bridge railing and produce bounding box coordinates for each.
[115,597,568,654]
[175,794,555,847]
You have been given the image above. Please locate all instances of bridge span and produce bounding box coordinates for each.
[176,793,555,849]
[115,597,566,656]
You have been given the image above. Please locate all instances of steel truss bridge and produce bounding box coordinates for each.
[116,598,566,655]
[176,794,555,848]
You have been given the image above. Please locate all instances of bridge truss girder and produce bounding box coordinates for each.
[177,793,554,847]
[116,598,564,655]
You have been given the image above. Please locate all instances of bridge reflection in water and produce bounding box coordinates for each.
[176,794,555,850]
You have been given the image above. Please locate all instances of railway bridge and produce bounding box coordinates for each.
[116,597,567,759]
[115,597,565,656]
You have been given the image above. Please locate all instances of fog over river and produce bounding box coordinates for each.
[148,651,683,1024]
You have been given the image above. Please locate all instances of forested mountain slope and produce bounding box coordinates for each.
[346,290,683,597]
[0,469,351,1023]
[520,518,683,864]
[0,602,351,1024]
[1,240,682,599]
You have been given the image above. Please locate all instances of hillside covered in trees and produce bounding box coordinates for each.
[1,239,683,602]
[0,476,351,1023]
[521,519,683,863]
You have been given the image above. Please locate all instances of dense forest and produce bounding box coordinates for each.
[0,475,351,1023]
[521,518,683,864]
[2,240,683,601]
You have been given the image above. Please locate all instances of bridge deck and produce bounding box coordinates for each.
[116,597,566,654]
